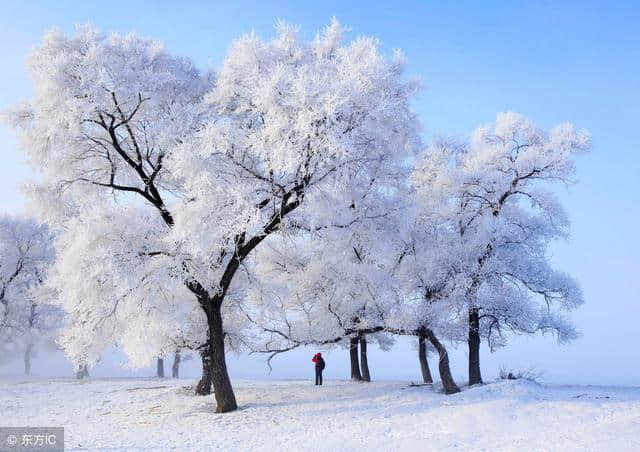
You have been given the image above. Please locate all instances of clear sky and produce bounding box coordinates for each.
[0,0,638,385]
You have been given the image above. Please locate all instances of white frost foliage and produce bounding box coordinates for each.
[242,213,406,353]
[165,18,420,289]
[4,21,422,369]
[0,215,59,363]
[206,17,419,176]
[48,207,204,367]
[2,25,210,218]
[312,17,349,59]
[407,112,590,345]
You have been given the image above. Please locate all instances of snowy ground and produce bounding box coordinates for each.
[1,377,639,451]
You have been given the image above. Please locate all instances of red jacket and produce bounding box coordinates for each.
[312,354,325,369]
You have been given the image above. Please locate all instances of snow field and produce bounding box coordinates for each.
[1,378,639,451]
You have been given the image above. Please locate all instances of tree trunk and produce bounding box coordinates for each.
[359,335,371,382]
[76,364,89,380]
[25,301,36,376]
[172,351,181,378]
[468,308,482,385]
[424,329,460,394]
[195,347,212,396]
[24,344,32,376]
[349,336,362,381]
[156,357,165,378]
[418,335,433,384]
[206,304,237,413]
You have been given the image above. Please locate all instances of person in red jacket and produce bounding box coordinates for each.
[312,352,325,385]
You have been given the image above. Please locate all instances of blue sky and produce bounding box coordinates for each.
[0,0,638,385]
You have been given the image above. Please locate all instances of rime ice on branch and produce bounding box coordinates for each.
[410,112,590,384]
[5,19,420,411]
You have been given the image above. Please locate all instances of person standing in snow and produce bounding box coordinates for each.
[312,352,325,385]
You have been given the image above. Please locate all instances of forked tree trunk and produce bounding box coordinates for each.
[195,346,212,395]
[24,344,33,376]
[359,335,371,382]
[156,357,165,378]
[424,329,460,394]
[206,305,237,413]
[172,351,181,378]
[418,335,433,384]
[468,308,482,385]
[76,364,89,380]
[349,336,362,381]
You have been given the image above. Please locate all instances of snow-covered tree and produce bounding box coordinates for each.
[239,228,393,377]
[244,222,460,391]
[342,210,460,394]
[5,19,419,411]
[411,112,590,385]
[44,209,211,381]
[0,215,59,375]
[236,115,418,379]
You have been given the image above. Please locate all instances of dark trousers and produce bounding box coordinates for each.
[315,368,323,385]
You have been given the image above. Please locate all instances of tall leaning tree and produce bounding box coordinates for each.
[5,20,419,412]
